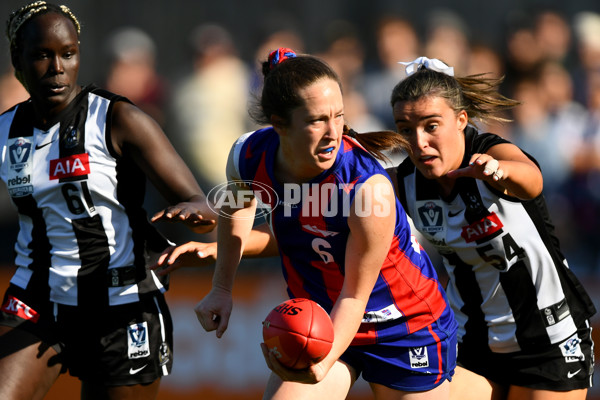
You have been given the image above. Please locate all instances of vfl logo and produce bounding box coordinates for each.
[127,322,150,359]
[49,153,90,180]
[1,295,40,323]
[461,212,503,243]
[417,201,443,233]
[409,346,430,368]
[559,334,585,363]
[9,137,32,172]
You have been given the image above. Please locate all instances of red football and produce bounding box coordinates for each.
[262,298,334,369]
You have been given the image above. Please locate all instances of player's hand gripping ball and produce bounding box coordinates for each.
[262,298,334,369]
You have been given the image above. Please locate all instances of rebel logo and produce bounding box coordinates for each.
[1,295,40,322]
[49,153,90,180]
[461,212,503,243]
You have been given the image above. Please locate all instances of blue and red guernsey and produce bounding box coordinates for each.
[234,128,453,344]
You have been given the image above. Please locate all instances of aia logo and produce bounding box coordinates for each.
[49,153,90,180]
[461,212,503,243]
[1,295,40,323]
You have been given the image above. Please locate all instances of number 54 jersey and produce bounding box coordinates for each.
[396,126,596,354]
[0,85,169,308]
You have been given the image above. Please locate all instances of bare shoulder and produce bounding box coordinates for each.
[110,101,165,156]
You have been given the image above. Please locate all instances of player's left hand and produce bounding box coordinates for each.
[260,343,329,384]
[447,153,505,182]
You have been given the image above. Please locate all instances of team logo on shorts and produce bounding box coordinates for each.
[128,322,150,359]
[559,334,585,363]
[409,346,430,369]
[159,342,171,366]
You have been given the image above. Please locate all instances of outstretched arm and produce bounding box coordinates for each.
[446,143,543,199]
[110,101,217,233]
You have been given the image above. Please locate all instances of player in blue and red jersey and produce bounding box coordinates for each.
[170,49,457,399]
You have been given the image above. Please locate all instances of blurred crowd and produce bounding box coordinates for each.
[1,7,600,273]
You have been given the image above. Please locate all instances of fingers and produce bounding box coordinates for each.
[492,168,504,181]
[195,302,230,338]
[482,159,499,176]
[156,250,171,266]
[467,154,505,181]
[151,203,215,223]
[167,242,196,261]
[481,159,504,181]
[148,245,188,275]
[195,305,220,332]
[261,343,274,370]
[150,209,165,223]
[196,243,217,260]
[152,206,216,233]
[148,246,175,271]
[215,315,230,338]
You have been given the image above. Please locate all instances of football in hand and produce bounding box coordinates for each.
[262,298,334,369]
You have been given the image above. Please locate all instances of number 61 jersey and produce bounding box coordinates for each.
[396,126,596,353]
[233,127,455,345]
[0,85,169,308]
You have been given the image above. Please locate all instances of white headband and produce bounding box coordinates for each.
[398,56,454,78]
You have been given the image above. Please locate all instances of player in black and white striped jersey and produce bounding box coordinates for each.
[0,2,216,399]
[388,56,595,400]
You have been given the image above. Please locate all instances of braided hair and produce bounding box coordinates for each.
[6,1,81,52]
[5,1,81,88]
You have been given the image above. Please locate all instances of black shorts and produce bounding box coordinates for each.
[457,324,594,391]
[0,284,173,386]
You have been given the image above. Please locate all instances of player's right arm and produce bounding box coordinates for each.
[194,143,257,338]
